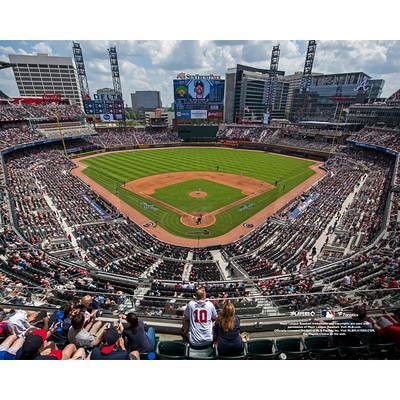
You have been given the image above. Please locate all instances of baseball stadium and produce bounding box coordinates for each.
[0,39,399,362]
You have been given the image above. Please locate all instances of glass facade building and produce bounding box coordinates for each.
[289,72,384,122]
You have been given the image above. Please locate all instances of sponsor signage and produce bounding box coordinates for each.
[207,110,223,119]
[100,113,114,121]
[175,110,191,119]
[176,72,222,80]
[190,109,208,119]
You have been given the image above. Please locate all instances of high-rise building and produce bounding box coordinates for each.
[287,71,384,122]
[347,89,400,128]
[131,90,162,119]
[8,53,82,106]
[224,64,285,124]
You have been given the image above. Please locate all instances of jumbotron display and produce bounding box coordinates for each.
[174,72,225,120]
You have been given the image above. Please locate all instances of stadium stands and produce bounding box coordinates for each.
[0,117,400,360]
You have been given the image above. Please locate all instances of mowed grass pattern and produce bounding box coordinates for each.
[82,148,315,238]
[152,178,245,213]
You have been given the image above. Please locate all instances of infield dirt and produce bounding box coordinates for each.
[71,148,325,247]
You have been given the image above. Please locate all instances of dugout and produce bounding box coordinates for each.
[177,125,218,141]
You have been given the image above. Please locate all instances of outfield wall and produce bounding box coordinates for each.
[177,125,219,141]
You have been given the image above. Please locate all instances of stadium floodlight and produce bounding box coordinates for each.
[72,42,90,102]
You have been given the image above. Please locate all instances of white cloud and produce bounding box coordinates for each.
[1,40,400,103]
[32,42,53,55]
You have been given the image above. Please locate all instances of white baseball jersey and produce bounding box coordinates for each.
[184,299,217,346]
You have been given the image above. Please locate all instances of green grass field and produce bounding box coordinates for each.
[153,178,245,213]
[81,147,316,238]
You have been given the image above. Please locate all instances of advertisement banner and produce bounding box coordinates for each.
[190,110,208,119]
[207,110,223,119]
[100,113,114,122]
[175,110,191,119]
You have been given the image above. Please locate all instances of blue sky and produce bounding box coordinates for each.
[1,40,399,106]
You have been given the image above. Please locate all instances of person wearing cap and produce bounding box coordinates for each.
[193,80,205,99]
[88,327,139,360]
[15,329,85,360]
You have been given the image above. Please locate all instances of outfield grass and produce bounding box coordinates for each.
[152,178,245,213]
[81,147,316,238]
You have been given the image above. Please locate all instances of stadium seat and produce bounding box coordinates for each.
[334,335,369,359]
[187,344,216,360]
[156,341,187,360]
[215,343,248,360]
[276,338,309,360]
[304,336,339,359]
[246,339,277,360]
[365,334,398,360]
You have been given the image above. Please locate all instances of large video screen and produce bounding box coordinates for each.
[174,76,224,119]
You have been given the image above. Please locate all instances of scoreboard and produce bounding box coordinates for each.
[84,93,125,121]
[174,72,224,120]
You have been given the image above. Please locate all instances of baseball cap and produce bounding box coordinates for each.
[100,328,120,355]
[31,329,47,342]
[20,332,45,356]
[194,80,204,87]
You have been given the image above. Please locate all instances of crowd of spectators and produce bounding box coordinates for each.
[225,147,394,279]
[90,128,180,148]
[217,124,340,152]
[0,125,42,149]
[350,127,400,153]
[0,294,155,360]
[0,123,398,327]
[0,102,83,122]
[0,103,32,122]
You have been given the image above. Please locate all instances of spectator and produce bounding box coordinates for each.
[0,335,24,360]
[47,303,75,348]
[121,312,156,353]
[183,288,217,347]
[88,327,139,360]
[15,329,85,360]
[213,302,243,357]
[372,309,400,345]
[67,312,105,348]
[7,309,36,337]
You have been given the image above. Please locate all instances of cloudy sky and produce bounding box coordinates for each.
[0,40,399,107]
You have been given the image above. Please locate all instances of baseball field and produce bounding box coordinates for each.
[74,147,321,241]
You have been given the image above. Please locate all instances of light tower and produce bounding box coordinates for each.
[72,42,90,102]
[264,44,280,124]
[298,40,317,120]
[108,46,123,101]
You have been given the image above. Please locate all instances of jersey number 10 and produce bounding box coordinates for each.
[194,309,207,323]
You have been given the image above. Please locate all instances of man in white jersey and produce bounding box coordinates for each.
[183,288,217,347]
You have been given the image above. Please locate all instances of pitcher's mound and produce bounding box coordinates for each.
[189,191,207,198]
[181,212,216,228]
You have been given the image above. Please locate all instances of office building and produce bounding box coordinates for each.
[347,89,400,128]
[131,90,162,119]
[145,108,173,128]
[288,71,384,122]
[224,64,285,124]
[8,53,82,106]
